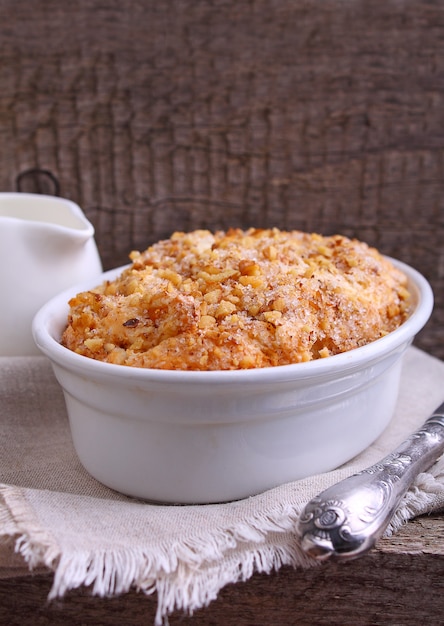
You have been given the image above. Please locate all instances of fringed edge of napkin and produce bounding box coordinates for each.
[385,454,444,535]
[0,485,60,571]
[0,484,316,624]
[2,457,444,626]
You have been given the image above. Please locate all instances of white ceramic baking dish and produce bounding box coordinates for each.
[32,258,433,504]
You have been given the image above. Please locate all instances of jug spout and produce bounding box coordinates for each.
[0,193,103,356]
[19,198,97,252]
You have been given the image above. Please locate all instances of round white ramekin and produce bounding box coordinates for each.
[32,258,433,504]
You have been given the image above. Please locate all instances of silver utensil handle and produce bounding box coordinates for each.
[297,402,444,561]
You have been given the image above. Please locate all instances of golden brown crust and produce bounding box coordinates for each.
[61,228,412,370]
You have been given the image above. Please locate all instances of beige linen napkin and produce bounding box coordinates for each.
[1,346,444,624]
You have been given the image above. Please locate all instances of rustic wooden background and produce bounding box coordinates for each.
[1,0,443,358]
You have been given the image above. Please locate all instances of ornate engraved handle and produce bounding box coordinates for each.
[297,402,444,561]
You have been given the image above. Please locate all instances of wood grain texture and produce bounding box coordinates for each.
[0,515,443,626]
[0,0,443,357]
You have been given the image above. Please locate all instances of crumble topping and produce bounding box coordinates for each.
[62,228,412,370]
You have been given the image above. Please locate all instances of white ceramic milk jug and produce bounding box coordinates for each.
[0,192,103,356]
